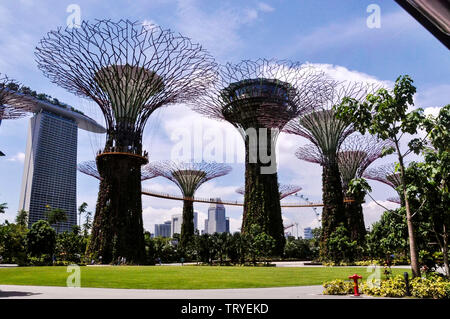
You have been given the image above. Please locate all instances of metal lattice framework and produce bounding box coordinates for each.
[338,135,394,190]
[78,160,157,181]
[236,184,302,199]
[285,82,380,163]
[363,162,403,189]
[146,161,231,197]
[296,134,393,190]
[0,74,34,120]
[35,19,217,154]
[387,196,401,205]
[189,59,331,139]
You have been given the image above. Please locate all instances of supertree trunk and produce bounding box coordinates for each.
[241,135,285,255]
[345,200,366,246]
[180,200,195,248]
[320,160,346,259]
[88,153,146,264]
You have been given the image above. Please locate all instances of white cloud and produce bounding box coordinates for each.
[6,152,25,163]
[415,84,450,110]
[257,2,275,13]
[362,200,399,229]
[173,0,274,58]
[283,10,420,57]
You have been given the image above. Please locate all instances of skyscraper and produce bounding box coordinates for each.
[204,198,228,234]
[171,212,198,237]
[19,99,104,233]
[154,221,172,238]
[303,227,313,240]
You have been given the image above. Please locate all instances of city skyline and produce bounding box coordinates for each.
[0,0,449,234]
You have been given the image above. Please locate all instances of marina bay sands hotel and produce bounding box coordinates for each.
[18,97,105,232]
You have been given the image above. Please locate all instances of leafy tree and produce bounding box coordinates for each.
[406,105,450,277]
[366,210,409,259]
[15,209,28,229]
[283,237,313,260]
[334,75,426,277]
[26,220,56,259]
[78,202,88,227]
[0,202,7,214]
[82,210,93,237]
[55,228,85,263]
[45,205,68,234]
[326,223,357,263]
[0,223,27,264]
[227,232,247,264]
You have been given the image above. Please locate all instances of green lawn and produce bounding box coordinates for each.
[0,266,411,289]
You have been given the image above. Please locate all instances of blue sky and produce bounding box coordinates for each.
[0,0,449,235]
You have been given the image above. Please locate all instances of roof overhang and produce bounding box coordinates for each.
[395,0,450,49]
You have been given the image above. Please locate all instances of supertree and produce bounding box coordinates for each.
[285,82,378,258]
[78,160,157,181]
[363,163,404,205]
[146,161,231,247]
[35,20,216,263]
[0,75,34,142]
[236,184,302,200]
[338,135,393,243]
[0,75,38,156]
[189,59,330,254]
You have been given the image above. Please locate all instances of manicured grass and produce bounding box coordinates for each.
[0,266,411,289]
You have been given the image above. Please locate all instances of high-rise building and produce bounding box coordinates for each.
[303,227,313,240]
[204,198,228,234]
[154,221,172,238]
[171,212,198,237]
[19,99,104,233]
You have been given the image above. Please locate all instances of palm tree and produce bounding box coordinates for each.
[0,202,7,214]
[45,205,68,234]
[78,202,88,227]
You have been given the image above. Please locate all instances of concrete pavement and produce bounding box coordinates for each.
[0,284,381,299]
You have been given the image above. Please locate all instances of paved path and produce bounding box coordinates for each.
[0,284,383,299]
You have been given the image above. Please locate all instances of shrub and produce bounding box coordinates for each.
[323,279,353,295]
[361,275,406,297]
[411,276,450,299]
[354,260,381,266]
[26,220,56,257]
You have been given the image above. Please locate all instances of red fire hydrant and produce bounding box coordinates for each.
[349,274,363,296]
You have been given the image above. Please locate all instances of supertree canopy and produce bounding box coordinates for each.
[236,184,302,200]
[189,59,330,254]
[387,197,401,205]
[363,162,404,205]
[0,75,33,122]
[0,75,35,156]
[146,161,231,247]
[78,160,157,181]
[286,82,378,259]
[35,19,216,263]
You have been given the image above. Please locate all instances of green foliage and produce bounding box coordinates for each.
[45,205,68,233]
[0,202,7,214]
[283,237,315,260]
[365,210,409,258]
[322,279,353,295]
[55,229,85,263]
[361,275,407,297]
[15,210,28,229]
[0,223,27,264]
[326,223,357,263]
[347,178,372,201]
[411,275,450,299]
[26,220,56,258]
[361,273,450,299]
